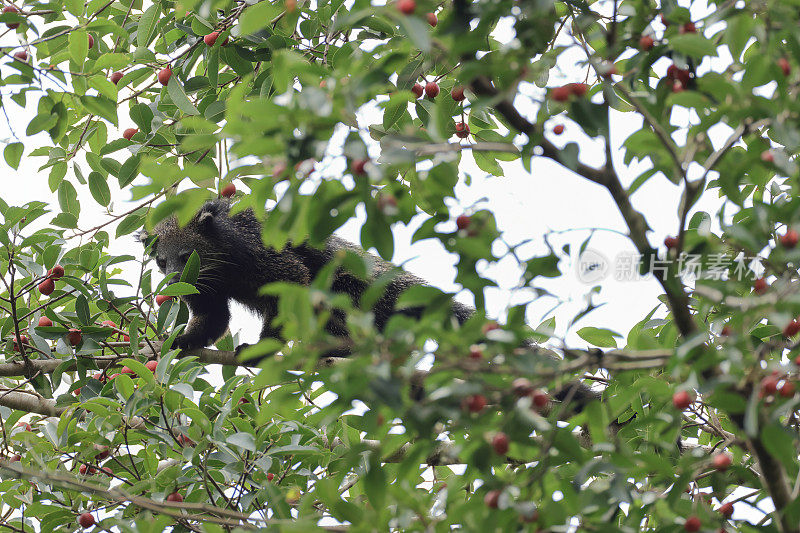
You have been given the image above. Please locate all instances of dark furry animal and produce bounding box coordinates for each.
[142,200,599,409]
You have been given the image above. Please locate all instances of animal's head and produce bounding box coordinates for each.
[140,201,230,285]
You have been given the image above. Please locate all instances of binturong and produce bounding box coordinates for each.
[140,199,599,410]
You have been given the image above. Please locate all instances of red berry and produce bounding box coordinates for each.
[177,434,194,447]
[3,5,20,29]
[454,214,471,230]
[204,31,219,46]
[425,81,439,98]
[9,454,21,462]
[121,366,134,375]
[79,463,96,475]
[512,378,533,397]
[672,81,685,93]
[94,444,110,460]
[672,390,692,410]
[680,22,696,34]
[67,328,82,346]
[426,12,437,27]
[377,194,398,212]
[779,57,791,76]
[784,319,800,338]
[49,264,65,280]
[411,83,424,98]
[146,360,158,373]
[780,229,799,248]
[396,0,415,15]
[484,490,500,509]
[267,472,275,481]
[77,512,95,528]
[720,325,731,336]
[122,128,138,141]
[110,71,123,84]
[719,502,733,518]
[87,34,94,49]
[660,13,670,27]
[158,66,172,86]
[492,432,509,455]
[603,65,618,78]
[664,236,679,249]
[552,124,564,135]
[761,150,774,163]
[468,345,482,359]
[550,85,571,102]
[712,452,732,471]
[13,50,27,61]
[568,82,588,97]
[351,159,368,176]
[451,86,465,101]
[101,320,117,328]
[12,336,28,352]
[465,394,487,413]
[761,376,779,395]
[38,278,55,295]
[155,294,173,306]
[684,516,701,532]
[166,491,183,503]
[454,122,470,139]
[100,466,112,476]
[639,35,655,51]
[221,183,236,198]
[482,321,500,334]
[531,390,549,409]
[38,316,53,327]
[780,380,796,398]
[16,422,31,432]
[753,277,769,294]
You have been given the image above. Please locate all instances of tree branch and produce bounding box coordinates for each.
[467,75,696,337]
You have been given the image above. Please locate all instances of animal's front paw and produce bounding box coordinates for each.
[173,334,207,351]
[234,343,251,356]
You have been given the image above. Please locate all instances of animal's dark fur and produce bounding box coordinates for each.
[144,200,473,352]
[144,200,599,409]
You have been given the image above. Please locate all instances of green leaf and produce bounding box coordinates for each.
[75,295,91,326]
[761,424,799,474]
[159,282,200,297]
[69,30,89,66]
[396,14,431,53]
[118,154,141,188]
[130,103,154,134]
[167,76,200,115]
[116,212,144,238]
[180,251,200,284]
[473,151,504,176]
[4,143,23,170]
[88,172,111,206]
[669,33,717,58]
[94,53,131,71]
[57,180,80,216]
[576,327,621,348]
[239,1,282,35]
[137,4,160,47]
[27,113,58,136]
[80,95,118,126]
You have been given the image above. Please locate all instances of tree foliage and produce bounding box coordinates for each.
[0,0,799,531]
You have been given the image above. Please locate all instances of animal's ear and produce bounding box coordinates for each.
[136,229,149,244]
[195,210,216,233]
